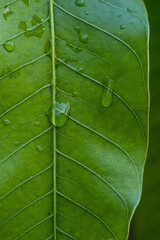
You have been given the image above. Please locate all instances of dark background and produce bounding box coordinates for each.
[129,0,160,239]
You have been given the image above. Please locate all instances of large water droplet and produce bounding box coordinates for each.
[48,101,71,127]
[3,7,13,20]
[36,145,44,152]
[102,85,113,108]
[25,26,45,38]
[24,14,45,38]
[79,33,88,43]
[3,41,15,52]
[120,25,126,30]
[34,121,40,127]
[3,119,11,126]
[75,0,85,7]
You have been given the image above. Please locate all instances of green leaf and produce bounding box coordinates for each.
[0,0,149,240]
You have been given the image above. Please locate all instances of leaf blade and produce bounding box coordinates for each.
[0,0,149,239]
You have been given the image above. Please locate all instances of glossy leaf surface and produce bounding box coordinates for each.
[0,0,149,240]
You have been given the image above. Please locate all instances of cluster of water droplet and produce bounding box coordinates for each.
[1,0,118,158]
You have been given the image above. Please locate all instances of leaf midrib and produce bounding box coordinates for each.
[49,0,56,239]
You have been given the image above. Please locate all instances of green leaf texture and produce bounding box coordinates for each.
[0,0,149,240]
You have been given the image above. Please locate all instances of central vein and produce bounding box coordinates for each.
[49,0,56,239]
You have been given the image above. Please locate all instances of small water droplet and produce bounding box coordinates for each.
[85,11,89,15]
[79,33,88,43]
[72,46,82,53]
[120,25,126,30]
[3,41,15,52]
[102,85,113,108]
[14,141,20,146]
[34,121,40,127]
[75,25,81,33]
[75,0,85,7]
[73,91,78,97]
[3,119,11,126]
[3,7,13,20]
[65,56,76,64]
[127,7,135,13]
[77,67,83,72]
[48,101,71,127]
[18,21,27,31]
[36,145,44,152]
[60,58,66,64]
[21,0,30,7]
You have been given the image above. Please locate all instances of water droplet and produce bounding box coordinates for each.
[65,56,76,64]
[79,33,88,43]
[31,14,41,26]
[127,7,135,13]
[48,101,71,127]
[24,14,45,38]
[18,21,27,31]
[25,25,45,38]
[75,0,85,7]
[85,11,89,15]
[3,41,15,52]
[14,141,20,146]
[3,7,13,20]
[77,67,83,72]
[72,46,82,53]
[34,121,40,127]
[75,25,81,33]
[118,14,122,18]
[36,145,44,152]
[21,0,30,6]
[102,85,113,108]
[3,119,11,126]
[120,25,126,30]
[73,91,78,97]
